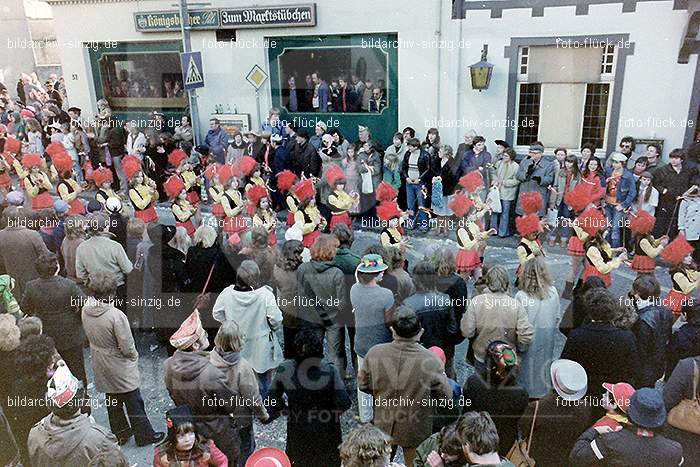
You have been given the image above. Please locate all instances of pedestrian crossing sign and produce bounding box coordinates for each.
[180,51,205,90]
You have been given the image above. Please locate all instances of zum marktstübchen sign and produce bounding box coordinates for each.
[134,4,316,32]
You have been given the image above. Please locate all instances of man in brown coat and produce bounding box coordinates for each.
[81,271,162,447]
[358,306,452,467]
[0,207,50,298]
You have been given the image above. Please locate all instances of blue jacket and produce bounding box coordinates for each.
[317,81,330,112]
[204,127,229,163]
[604,167,637,208]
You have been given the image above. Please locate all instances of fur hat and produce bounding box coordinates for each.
[458,171,484,193]
[629,211,656,236]
[516,214,541,237]
[377,201,402,221]
[239,156,258,177]
[21,153,43,169]
[520,191,544,215]
[276,170,298,193]
[661,235,693,266]
[247,184,268,208]
[565,183,592,213]
[293,178,316,202]
[577,207,608,237]
[93,167,113,187]
[376,181,398,203]
[122,156,142,180]
[325,165,346,187]
[164,175,185,200]
[167,149,188,168]
[45,142,67,159]
[448,193,475,217]
[4,137,21,155]
[52,152,74,177]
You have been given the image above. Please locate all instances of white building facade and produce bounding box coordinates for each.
[46,0,699,156]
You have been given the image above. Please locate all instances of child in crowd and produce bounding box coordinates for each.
[593,382,635,432]
[153,406,227,467]
[629,210,667,275]
[661,235,699,315]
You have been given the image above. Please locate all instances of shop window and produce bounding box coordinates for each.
[278,46,389,113]
[97,51,186,110]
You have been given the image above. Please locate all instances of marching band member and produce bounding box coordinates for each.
[293,178,325,248]
[240,155,266,193]
[451,192,495,282]
[562,183,599,299]
[219,163,249,241]
[93,167,117,207]
[326,165,358,229]
[169,148,202,206]
[629,210,667,275]
[123,155,159,224]
[661,235,699,315]
[580,207,626,288]
[277,170,299,227]
[378,200,407,250]
[515,192,546,278]
[21,154,54,210]
[459,171,490,264]
[0,136,22,194]
[248,184,278,246]
[204,163,225,220]
[54,151,85,215]
[164,175,197,237]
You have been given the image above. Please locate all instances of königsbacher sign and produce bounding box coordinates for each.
[134,4,316,32]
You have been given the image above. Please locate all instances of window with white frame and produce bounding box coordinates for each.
[515,44,615,150]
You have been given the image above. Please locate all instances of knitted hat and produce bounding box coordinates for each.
[577,207,608,236]
[661,234,693,266]
[516,214,541,237]
[428,346,447,364]
[122,156,142,180]
[377,201,402,221]
[165,405,194,438]
[92,167,113,187]
[376,181,398,203]
[565,183,593,213]
[167,149,188,168]
[520,191,544,215]
[4,137,21,155]
[276,170,298,193]
[164,175,185,200]
[629,211,656,236]
[448,193,474,218]
[52,152,74,177]
[293,178,316,202]
[325,165,345,186]
[46,363,80,408]
[239,156,258,177]
[53,199,70,214]
[169,310,205,350]
[21,153,42,169]
[6,190,24,206]
[458,171,484,193]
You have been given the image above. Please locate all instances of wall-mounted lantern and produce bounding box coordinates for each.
[469,44,494,91]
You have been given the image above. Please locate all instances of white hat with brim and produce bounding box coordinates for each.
[550,359,587,401]
[610,152,627,163]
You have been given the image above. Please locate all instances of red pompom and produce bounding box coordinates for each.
[448,193,474,218]
[376,181,398,203]
[52,152,74,176]
[93,167,113,187]
[247,184,268,207]
[4,137,21,155]
[21,153,43,169]
[276,170,298,193]
[325,165,346,187]
[377,201,402,222]
[122,156,142,180]
[458,171,484,193]
[516,214,541,237]
[661,234,694,266]
[520,191,544,215]
[565,183,593,213]
[45,142,67,159]
[293,178,316,202]
[629,211,656,235]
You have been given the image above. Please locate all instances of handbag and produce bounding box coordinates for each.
[487,185,502,213]
[507,400,538,467]
[546,207,558,227]
[432,179,444,209]
[667,359,700,435]
[361,170,374,194]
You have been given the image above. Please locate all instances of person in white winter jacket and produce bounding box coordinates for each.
[212,260,283,397]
